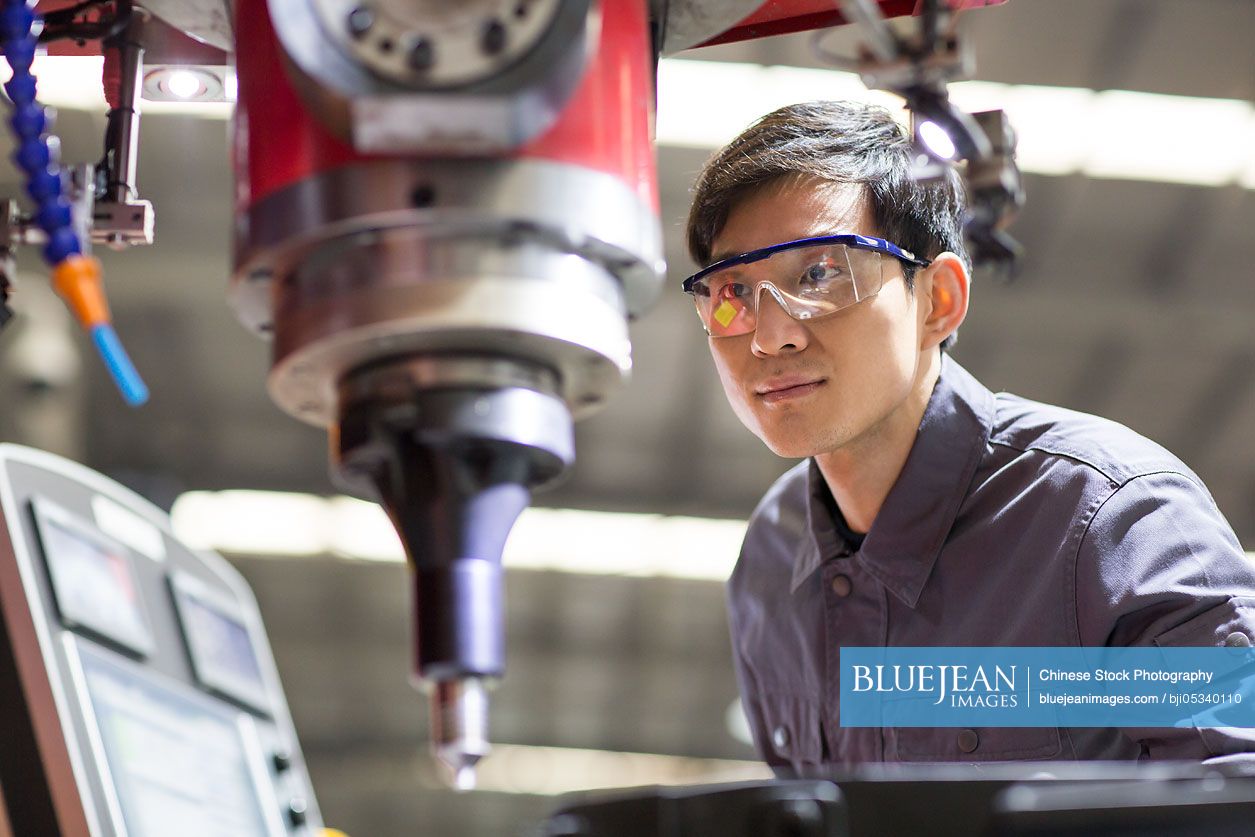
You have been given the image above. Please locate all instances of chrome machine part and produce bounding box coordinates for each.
[310,0,563,89]
[135,0,234,51]
[270,232,630,426]
[266,0,597,152]
[0,202,14,332]
[233,0,661,788]
[100,15,144,206]
[828,0,1025,274]
[432,678,490,790]
[0,175,154,255]
[95,13,158,252]
[231,157,663,427]
[334,357,575,789]
[652,0,764,54]
[962,109,1025,273]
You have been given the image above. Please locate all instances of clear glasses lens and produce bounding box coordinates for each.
[690,243,888,337]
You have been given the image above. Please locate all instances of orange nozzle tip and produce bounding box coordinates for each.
[51,254,111,328]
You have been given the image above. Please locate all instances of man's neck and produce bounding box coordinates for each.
[814,353,942,535]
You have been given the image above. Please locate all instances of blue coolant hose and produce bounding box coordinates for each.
[2,0,148,405]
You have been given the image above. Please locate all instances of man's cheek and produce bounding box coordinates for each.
[712,352,747,395]
[713,364,749,415]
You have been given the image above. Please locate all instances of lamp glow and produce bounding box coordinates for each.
[170,490,749,579]
[165,70,202,99]
[918,120,958,160]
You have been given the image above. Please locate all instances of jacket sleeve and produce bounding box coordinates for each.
[726,583,796,777]
[1074,469,1255,761]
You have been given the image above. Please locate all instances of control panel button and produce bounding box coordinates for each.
[288,797,309,828]
[273,749,293,773]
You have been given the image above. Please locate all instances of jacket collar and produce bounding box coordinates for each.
[789,354,995,606]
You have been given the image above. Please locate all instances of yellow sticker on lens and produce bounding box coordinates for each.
[713,299,739,328]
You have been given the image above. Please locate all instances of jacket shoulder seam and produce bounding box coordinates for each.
[988,437,1192,487]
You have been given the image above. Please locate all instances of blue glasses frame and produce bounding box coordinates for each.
[681,233,930,294]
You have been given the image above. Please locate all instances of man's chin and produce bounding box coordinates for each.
[758,431,826,460]
[753,413,854,459]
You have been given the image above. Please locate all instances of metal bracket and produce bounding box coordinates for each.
[0,200,23,333]
[827,0,1025,276]
[92,200,156,251]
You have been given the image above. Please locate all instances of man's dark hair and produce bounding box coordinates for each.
[685,100,968,352]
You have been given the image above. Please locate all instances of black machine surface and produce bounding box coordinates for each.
[0,444,322,836]
[541,762,1255,837]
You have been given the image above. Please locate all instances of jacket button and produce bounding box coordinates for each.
[772,725,790,751]
[830,574,852,597]
[957,728,979,753]
[1224,632,1251,648]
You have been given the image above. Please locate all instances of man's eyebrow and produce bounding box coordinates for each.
[708,230,859,266]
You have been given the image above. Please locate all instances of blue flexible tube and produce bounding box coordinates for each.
[90,323,149,406]
[2,0,149,405]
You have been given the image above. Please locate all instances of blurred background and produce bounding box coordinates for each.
[1,0,1254,834]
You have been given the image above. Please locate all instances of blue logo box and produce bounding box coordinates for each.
[839,647,1255,727]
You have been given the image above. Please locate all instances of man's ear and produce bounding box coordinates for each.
[918,252,969,351]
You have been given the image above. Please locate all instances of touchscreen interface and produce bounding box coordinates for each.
[34,500,153,656]
[77,644,279,837]
[171,576,269,713]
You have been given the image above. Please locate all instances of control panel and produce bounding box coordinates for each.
[0,444,323,836]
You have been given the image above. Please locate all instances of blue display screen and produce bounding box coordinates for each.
[37,506,153,656]
[175,582,269,713]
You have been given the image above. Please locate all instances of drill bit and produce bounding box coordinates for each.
[431,677,490,792]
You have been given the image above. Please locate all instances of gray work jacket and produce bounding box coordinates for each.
[727,354,1255,774]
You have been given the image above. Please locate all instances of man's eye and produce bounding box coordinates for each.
[716,282,751,300]
[799,261,843,288]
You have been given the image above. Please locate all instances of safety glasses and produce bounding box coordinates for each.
[681,234,929,338]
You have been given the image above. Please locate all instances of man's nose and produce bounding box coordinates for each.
[750,283,809,357]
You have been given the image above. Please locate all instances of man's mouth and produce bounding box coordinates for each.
[756,376,826,404]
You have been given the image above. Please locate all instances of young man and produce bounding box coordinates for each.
[683,101,1255,774]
